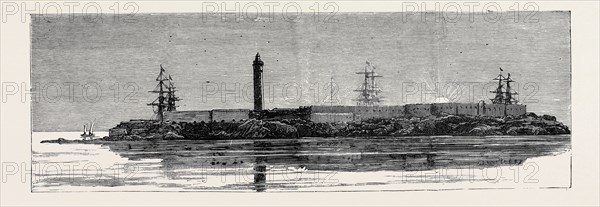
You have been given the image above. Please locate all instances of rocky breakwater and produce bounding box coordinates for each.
[279,112,570,137]
[112,112,569,140]
[40,112,571,143]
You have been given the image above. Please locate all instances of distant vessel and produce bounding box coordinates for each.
[81,121,95,139]
[353,60,383,106]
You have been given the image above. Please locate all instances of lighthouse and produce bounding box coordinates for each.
[252,52,264,111]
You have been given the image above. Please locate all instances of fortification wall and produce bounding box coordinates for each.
[164,111,211,123]
[354,105,405,120]
[311,105,355,113]
[310,105,405,121]
[212,109,250,122]
[405,104,433,117]
[310,113,354,123]
[456,103,480,116]
[505,104,527,116]
[166,103,526,124]
[354,106,381,120]
[482,104,506,117]
[431,103,458,115]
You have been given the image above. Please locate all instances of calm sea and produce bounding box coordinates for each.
[32,132,571,192]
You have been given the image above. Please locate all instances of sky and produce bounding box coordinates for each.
[31,12,571,131]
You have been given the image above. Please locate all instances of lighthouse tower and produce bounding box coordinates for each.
[252,53,264,111]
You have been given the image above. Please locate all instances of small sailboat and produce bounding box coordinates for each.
[81,121,95,139]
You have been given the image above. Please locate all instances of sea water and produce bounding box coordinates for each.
[32,132,571,192]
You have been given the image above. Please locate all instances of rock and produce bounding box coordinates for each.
[101,113,570,140]
[147,134,163,140]
[130,129,147,135]
[313,123,337,137]
[541,115,557,122]
[164,132,184,139]
[295,124,314,137]
[468,125,502,136]
[109,128,127,137]
[526,112,538,118]
[128,135,142,140]
[233,119,270,139]
[373,128,387,136]
[544,125,570,135]
[264,121,298,138]
[40,137,67,144]
[506,125,548,135]
[390,127,414,136]
[210,131,231,139]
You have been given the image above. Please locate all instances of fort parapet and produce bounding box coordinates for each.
[163,103,526,123]
[310,103,525,123]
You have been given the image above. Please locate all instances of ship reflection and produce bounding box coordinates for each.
[101,136,570,192]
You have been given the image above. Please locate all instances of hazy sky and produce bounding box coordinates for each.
[31,12,571,131]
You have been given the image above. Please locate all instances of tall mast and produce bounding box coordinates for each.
[89,121,94,134]
[504,73,518,104]
[490,67,506,104]
[330,76,334,107]
[353,60,383,106]
[362,66,368,102]
[148,64,170,123]
[165,74,181,111]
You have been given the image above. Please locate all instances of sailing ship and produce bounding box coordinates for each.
[353,60,383,106]
[490,67,519,104]
[148,64,181,122]
[81,120,95,139]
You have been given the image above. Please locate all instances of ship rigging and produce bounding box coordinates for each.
[81,120,95,139]
[490,67,519,104]
[148,64,181,123]
[353,60,383,106]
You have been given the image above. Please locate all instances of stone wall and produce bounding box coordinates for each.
[164,103,526,124]
[506,104,527,116]
[311,105,405,121]
[311,113,354,123]
[308,103,526,122]
[405,104,433,117]
[311,105,355,113]
[164,109,250,123]
[164,111,211,123]
[212,109,250,122]
[482,104,506,117]
[456,103,480,116]
[354,105,405,120]
[432,103,458,115]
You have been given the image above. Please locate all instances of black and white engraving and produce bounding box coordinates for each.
[32,10,571,192]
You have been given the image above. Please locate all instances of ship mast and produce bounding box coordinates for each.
[329,76,336,106]
[490,67,506,104]
[504,73,518,104]
[165,74,181,111]
[489,67,518,105]
[148,64,180,123]
[353,60,383,106]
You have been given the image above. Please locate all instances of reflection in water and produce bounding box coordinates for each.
[253,141,269,192]
[90,136,569,192]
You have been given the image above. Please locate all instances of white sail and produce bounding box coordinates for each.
[89,121,94,134]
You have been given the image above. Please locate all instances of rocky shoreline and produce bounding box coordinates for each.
[41,112,570,144]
